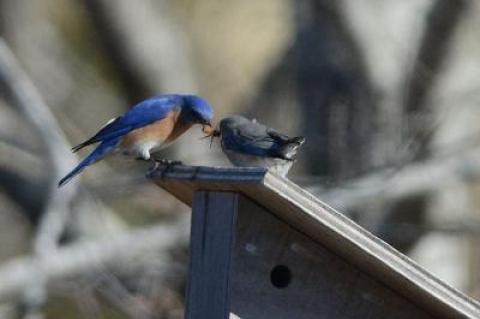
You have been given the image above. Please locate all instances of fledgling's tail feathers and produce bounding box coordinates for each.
[279,136,306,160]
[288,136,306,145]
[58,139,118,187]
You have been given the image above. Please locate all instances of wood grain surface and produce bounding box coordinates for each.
[150,165,480,318]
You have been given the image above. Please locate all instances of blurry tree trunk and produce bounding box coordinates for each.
[404,0,469,159]
[81,0,198,105]
[293,1,375,180]
[250,0,471,260]
[250,0,375,182]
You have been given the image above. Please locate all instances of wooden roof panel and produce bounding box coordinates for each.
[149,165,480,319]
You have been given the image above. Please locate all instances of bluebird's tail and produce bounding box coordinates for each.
[58,139,118,187]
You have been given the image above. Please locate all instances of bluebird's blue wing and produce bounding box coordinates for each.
[72,95,182,152]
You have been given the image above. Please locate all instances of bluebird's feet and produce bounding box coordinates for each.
[154,159,183,166]
[145,159,183,179]
[145,159,160,177]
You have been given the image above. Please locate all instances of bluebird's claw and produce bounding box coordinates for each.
[145,159,183,178]
[149,159,182,180]
[146,159,160,177]
[155,159,183,166]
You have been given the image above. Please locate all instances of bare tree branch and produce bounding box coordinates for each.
[0,37,190,318]
[0,38,78,252]
[0,38,79,318]
[309,145,480,212]
[0,220,189,301]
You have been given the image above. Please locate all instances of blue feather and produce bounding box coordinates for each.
[60,94,215,187]
[119,95,182,127]
[72,95,182,151]
[58,138,119,187]
[183,95,214,122]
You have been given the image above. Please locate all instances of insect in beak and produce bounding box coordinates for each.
[202,123,212,133]
[201,124,220,148]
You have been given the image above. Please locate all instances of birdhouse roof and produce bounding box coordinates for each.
[150,165,480,319]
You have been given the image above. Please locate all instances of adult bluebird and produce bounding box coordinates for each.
[216,115,305,177]
[58,94,214,187]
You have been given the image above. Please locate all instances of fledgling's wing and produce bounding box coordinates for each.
[72,95,182,152]
[222,118,304,160]
[266,129,305,160]
[222,120,272,156]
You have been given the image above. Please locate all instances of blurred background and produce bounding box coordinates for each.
[0,0,480,318]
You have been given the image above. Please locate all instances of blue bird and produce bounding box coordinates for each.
[216,115,305,177]
[58,94,214,187]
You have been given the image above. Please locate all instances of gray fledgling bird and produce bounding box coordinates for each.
[216,115,305,177]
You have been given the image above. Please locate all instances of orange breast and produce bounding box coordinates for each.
[120,110,192,147]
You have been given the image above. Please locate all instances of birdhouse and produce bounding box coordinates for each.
[150,166,480,319]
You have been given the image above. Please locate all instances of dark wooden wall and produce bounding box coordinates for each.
[186,191,437,319]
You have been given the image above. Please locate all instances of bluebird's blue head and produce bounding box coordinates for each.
[181,95,214,126]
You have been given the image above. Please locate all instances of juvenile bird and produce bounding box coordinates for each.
[58,94,213,187]
[215,115,305,177]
